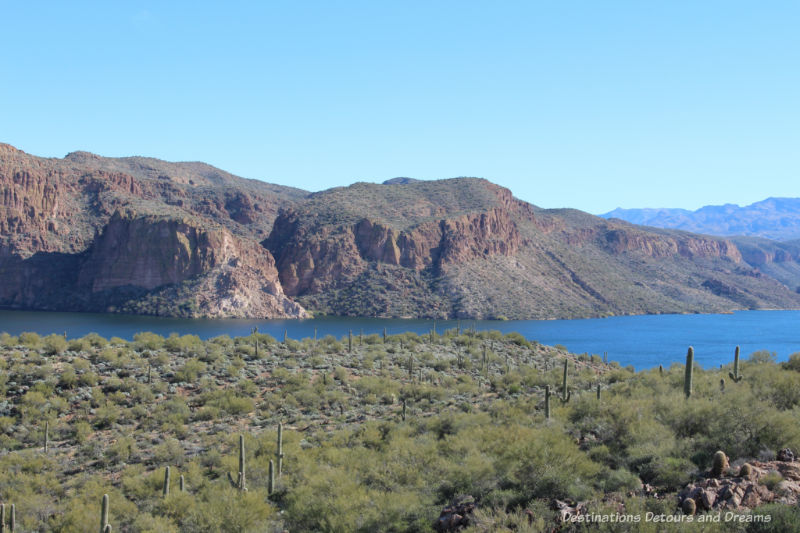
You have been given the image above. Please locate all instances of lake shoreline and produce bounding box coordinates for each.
[1,309,798,370]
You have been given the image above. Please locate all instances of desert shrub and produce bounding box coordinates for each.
[783,352,800,372]
[0,332,17,347]
[18,331,41,347]
[106,436,138,464]
[175,358,206,383]
[83,332,108,348]
[749,350,776,364]
[43,334,68,355]
[153,438,185,466]
[202,390,254,416]
[134,331,165,351]
[746,503,800,533]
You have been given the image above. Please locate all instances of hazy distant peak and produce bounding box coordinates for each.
[601,198,800,241]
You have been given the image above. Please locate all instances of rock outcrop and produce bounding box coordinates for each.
[678,456,800,512]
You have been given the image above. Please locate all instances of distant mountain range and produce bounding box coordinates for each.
[2,142,800,319]
[601,198,800,241]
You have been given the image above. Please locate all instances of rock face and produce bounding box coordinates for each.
[0,144,307,318]
[0,210,306,318]
[3,142,800,319]
[267,205,521,296]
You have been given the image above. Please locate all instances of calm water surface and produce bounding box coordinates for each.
[1,309,798,370]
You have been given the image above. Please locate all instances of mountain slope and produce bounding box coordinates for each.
[602,198,800,241]
[3,142,800,319]
[264,179,800,319]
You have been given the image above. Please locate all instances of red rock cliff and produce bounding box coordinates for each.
[267,206,521,296]
[77,212,307,318]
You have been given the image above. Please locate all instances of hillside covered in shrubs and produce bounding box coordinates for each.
[0,329,799,531]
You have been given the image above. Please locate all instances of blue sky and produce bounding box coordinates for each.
[2,1,798,213]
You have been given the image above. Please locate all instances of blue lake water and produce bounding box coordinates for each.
[0,309,798,370]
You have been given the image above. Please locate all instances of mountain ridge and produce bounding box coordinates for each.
[602,197,800,242]
[2,143,800,319]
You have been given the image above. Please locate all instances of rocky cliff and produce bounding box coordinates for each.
[0,144,307,318]
[263,179,800,318]
[3,143,800,319]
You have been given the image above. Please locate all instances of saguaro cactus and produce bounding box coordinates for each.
[545,385,551,419]
[268,459,275,495]
[163,466,170,497]
[100,494,109,533]
[252,327,259,358]
[596,383,601,401]
[44,420,49,453]
[559,360,571,403]
[276,423,284,477]
[729,346,743,382]
[348,330,352,353]
[179,474,185,492]
[227,434,247,491]
[684,347,694,398]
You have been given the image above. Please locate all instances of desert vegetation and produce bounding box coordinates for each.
[0,328,799,531]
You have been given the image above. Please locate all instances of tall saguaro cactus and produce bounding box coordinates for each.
[684,347,694,398]
[252,327,259,358]
[544,385,551,419]
[559,360,571,403]
[729,345,743,382]
[100,494,109,533]
[163,466,170,497]
[276,423,284,477]
[227,434,247,491]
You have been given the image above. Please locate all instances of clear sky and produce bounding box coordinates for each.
[2,1,798,213]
